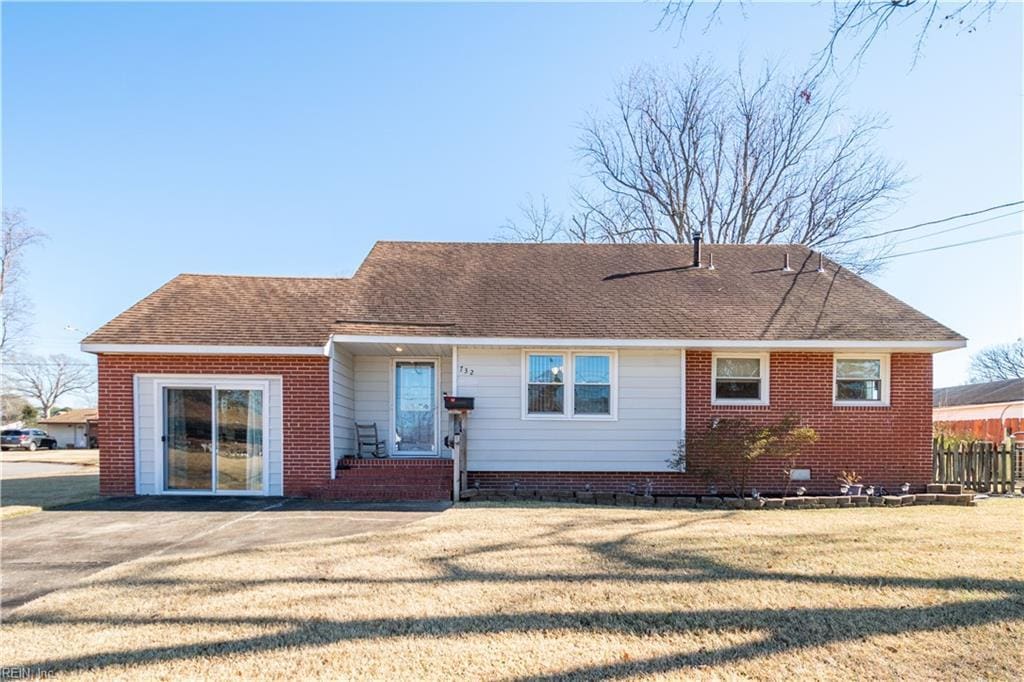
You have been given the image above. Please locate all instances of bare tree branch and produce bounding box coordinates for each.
[660,1,1000,75]
[495,195,566,243]
[968,340,1024,383]
[1,209,46,357]
[7,354,96,418]
[571,60,905,272]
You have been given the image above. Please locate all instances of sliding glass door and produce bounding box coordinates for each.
[164,383,266,493]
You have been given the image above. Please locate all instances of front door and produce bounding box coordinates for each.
[163,385,266,493]
[393,360,437,455]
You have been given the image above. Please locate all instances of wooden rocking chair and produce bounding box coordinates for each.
[355,422,388,458]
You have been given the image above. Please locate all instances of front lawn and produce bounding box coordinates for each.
[0,473,99,519]
[2,500,1022,679]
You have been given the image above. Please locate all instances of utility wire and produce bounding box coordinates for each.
[878,230,1022,260]
[893,209,1024,245]
[830,199,1024,247]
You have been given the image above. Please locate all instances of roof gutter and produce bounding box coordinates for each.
[327,334,967,353]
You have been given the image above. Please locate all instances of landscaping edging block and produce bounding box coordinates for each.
[466,489,975,509]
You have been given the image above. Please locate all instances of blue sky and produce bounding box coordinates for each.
[3,2,1021,400]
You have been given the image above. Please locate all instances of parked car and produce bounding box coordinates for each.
[1,428,58,451]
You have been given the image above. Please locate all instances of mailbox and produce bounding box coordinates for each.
[444,395,475,411]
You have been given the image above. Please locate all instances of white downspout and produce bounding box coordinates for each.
[328,342,337,480]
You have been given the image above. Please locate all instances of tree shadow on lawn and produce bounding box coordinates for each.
[10,513,1024,678]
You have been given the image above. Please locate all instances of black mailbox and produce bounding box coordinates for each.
[444,396,475,411]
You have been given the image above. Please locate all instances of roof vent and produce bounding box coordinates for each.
[707,253,716,271]
[817,252,825,273]
[782,253,793,272]
[692,231,702,268]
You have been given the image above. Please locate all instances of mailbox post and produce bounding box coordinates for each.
[444,396,475,499]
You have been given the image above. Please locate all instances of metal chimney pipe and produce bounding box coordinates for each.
[692,231,702,268]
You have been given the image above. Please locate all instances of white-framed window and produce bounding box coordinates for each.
[573,353,614,418]
[833,354,890,406]
[525,353,567,417]
[522,351,617,420]
[711,352,769,405]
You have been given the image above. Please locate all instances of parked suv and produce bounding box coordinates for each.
[1,429,58,451]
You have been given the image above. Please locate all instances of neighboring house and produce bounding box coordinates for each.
[81,241,964,500]
[933,378,1024,442]
[37,408,100,448]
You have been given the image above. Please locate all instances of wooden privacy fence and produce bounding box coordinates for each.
[933,440,1018,494]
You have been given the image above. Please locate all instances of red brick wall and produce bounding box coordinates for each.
[470,351,934,495]
[313,458,453,501]
[97,354,330,496]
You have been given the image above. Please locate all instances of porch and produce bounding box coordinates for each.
[326,340,460,501]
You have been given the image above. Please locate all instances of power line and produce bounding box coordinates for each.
[893,209,1024,245]
[831,199,1024,247]
[878,231,1022,261]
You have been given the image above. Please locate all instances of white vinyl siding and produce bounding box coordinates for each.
[456,347,681,472]
[332,348,355,459]
[352,354,451,456]
[134,374,284,496]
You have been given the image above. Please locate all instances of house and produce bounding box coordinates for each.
[81,241,964,500]
[37,408,100,448]
[933,378,1024,442]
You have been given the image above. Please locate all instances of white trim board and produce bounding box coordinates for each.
[329,335,965,353]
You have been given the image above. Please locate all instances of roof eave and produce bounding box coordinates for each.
[328,334,967,353]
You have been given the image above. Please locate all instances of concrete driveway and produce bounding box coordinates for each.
[0,496,447,617]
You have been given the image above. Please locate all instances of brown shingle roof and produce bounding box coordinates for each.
[84,242,963,348]
[83,274,352,347]
[934,378,1024,407]
[38,408,99,425]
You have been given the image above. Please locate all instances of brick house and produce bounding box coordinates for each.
[82,241,964,500]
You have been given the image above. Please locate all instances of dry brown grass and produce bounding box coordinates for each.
[2,500,1022,680]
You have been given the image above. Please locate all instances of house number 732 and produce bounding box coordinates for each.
[458,365,474,376]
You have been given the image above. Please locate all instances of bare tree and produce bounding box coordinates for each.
[573,61,905,272]
[1,209,46,356]
[7,354,96,418]
[495,195,566,243]
[660,2,1000,72]
[968,340,1024,383]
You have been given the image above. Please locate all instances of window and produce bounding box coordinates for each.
[526,353,566,415]
[523,351,617,419]
[574,355,611,416]
[834,355,889,405]
[712,353,769,405]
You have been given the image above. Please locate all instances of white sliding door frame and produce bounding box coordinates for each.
[152,376,272,496]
